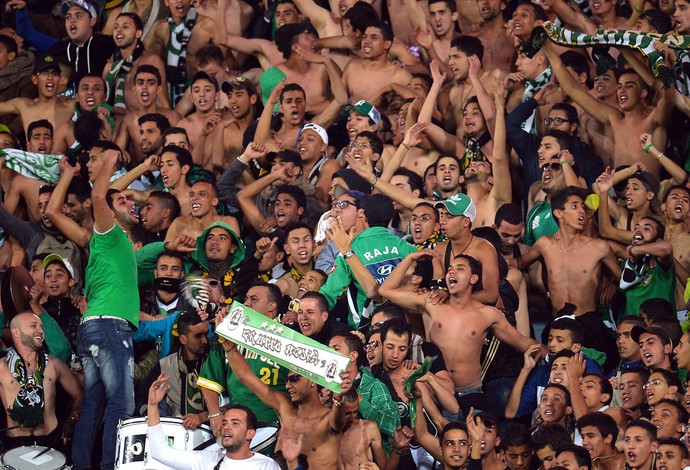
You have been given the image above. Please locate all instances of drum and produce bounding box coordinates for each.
[115,417,217,469]
[250,426,279,457]
[0,446,67,470]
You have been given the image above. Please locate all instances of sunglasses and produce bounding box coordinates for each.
[364,340,380,351]
[369,321,386,331]
[410,214,434,222]
[286,374,302,383]
[541,162,562,172]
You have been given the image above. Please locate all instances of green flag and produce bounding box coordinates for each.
[216,301,351,392]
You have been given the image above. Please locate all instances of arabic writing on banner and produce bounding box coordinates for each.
[216,301,351,392]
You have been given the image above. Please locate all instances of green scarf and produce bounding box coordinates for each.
[5,347,49,428]
[530,22,688,89]
[166,8,197,104]
[404,355,436,425]
[520,67,553,135]
[104,41,145,110]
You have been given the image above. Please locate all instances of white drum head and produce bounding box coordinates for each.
[1,446,66,470]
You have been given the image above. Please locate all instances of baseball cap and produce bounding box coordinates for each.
[221,76,257,96]
[43,254,75,279]
[333,184,364,200]
[191,71,219,91]
[33,55,61,75]
[346,100,381,126]
[434,193,477,222]
[300,123,328,145]
[358,194,395,227]
[61,0,98,18]
[630,325,671,345]
[274,19,314,57]
[628,171,660,196]
[266,149,303,169]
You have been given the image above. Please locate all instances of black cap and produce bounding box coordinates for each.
[631,325,671,345]
[33,55,61,75]
[191,71,219,91]
[266,149,303,169]
[221,77,257,96]
[274,19,314,57]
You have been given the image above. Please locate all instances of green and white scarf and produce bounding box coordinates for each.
[104,41,145,110]
[5,347,49,428]
[530,22,690,89]
[520,67,553,135]
[166,7,197,104]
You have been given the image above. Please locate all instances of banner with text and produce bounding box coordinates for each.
[216,301,351,392]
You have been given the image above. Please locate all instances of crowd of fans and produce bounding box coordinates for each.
[0,0,690,468]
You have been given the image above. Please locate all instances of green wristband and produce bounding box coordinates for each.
[644,143,653,153]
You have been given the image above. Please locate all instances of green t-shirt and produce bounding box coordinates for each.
[197,340,287,423]
[624,260,675,316]
[525,200,558,246]
[83,224,140,328]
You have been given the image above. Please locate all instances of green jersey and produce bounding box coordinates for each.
[624,260,675,316]
[525,200,558,246]
[83,225,139,327]
[320,227,417,328]
[197,340,287,423]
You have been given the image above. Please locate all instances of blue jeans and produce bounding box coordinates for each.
[72,318,135,470]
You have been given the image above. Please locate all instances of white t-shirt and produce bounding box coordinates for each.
[147,423,280,470]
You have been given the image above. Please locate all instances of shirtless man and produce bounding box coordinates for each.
[4,120,56,222]
[210,78,257,173]
[434,193,501,305]
[471,0,516,72]
[176,72,219,151]
[219,332,350,469]
[0,312,82,449]
[437,36,491,137]
[115,65,180,163]
[462,88,511,227]
[407,0,459,67]
[512,186,622,317]
[341,21,412,103]
[379,251,539,395]
[164,179,240,243]
[145,0,198,104]
[260,20,333,114]
[53,74,107,154]
[662,186,690,309]
[0,56,74,135]
[585,62,618,168]
[544,42,673,177]
[338,394,387,470]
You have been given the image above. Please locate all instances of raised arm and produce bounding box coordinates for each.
[489,79,512,206]
[293,0,335,32]
[541,0,597,33]
[92,149,122,233]
[467,57,496,131]
[418,60,445,125]
[594,167,633,244]
[641,133,688,185]
[45,159,92,249]
[543,43,619,126]
[254,81,286,147]
[378,251,433,313]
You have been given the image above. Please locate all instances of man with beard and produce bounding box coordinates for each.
[148,376,279,469]
[0,312,82,451]
[142,311,210,428]
[469,0,515,71]
[164,179,241,244]
[71,141,141,470]
[619,217,675,316]
[275,223,315,297]
[116,66,180,163]
[407,0,458,67]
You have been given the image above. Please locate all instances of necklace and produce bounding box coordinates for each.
[451,235,473,257]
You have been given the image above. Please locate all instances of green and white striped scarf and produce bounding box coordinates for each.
[520,66,553,135]
[530,22,690,89]
[0,149,127,185]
